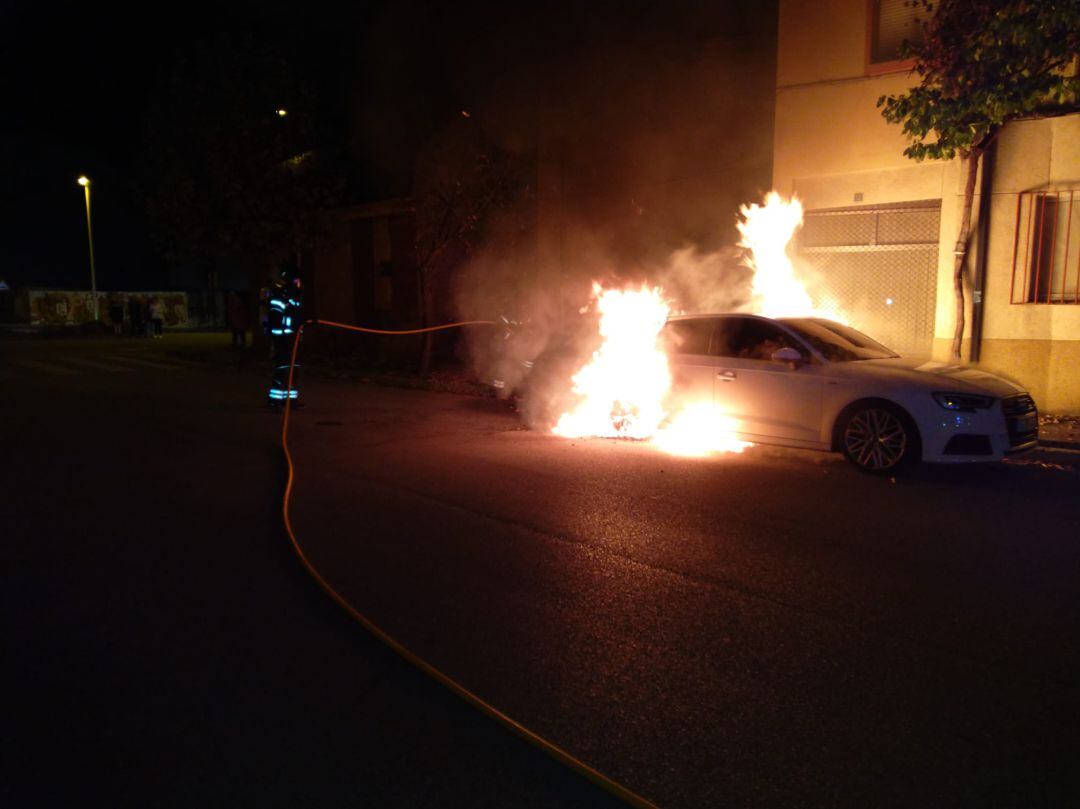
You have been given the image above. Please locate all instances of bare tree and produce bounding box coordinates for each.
[412,117,532,374]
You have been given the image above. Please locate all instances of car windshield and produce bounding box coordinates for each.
[780,318,899,362]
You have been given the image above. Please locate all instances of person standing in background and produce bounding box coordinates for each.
[148,297,164,339]
[128,296,143,337]
[227,292,249,348]
[142,297,153,338]
[108,298,125,336]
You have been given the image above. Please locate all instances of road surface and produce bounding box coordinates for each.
[5,335,1079,807]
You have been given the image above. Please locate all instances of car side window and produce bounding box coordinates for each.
[712,318,741,357]
[724,318,801,361]
[664,319,716,356]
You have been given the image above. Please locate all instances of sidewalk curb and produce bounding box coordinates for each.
[1039,440,1080,452]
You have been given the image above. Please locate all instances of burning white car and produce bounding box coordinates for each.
[547,194,1037,473]
[664,313,1039,473]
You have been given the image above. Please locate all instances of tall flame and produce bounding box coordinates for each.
[552,192,835,457]
[553,284,671,440]
[739,192,847,322]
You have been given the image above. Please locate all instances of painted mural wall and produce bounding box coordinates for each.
[22,290,190,327]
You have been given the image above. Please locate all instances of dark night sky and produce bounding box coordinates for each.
[1,0,361,290]
[2,1,776,291]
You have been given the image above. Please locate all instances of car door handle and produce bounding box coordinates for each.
[717,370,736,381]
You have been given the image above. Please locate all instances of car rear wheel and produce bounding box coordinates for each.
[840,403,915,474]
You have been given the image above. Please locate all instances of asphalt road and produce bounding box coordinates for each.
[2,336,624,808]
[5,335,1080,808]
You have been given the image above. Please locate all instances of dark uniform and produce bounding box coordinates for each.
[267,276,303,408]
[491,314,539,399]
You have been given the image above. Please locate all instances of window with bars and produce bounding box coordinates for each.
[868,0,926,71]
[1010,190,1080,304]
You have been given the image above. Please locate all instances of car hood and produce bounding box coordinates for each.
[854,357,1026,397]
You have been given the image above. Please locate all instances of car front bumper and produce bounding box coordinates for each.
[920,393,1038,463]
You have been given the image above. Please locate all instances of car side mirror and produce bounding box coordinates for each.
[771,347,803,369]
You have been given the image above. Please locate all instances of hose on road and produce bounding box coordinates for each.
[279,318,659,809]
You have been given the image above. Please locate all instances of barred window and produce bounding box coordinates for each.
[1011,191,1080,305]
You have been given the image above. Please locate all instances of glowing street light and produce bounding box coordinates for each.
[275,108,288,117]
[77,175,99,320]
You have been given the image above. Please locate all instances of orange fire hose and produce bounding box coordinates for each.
[279,318,659,809]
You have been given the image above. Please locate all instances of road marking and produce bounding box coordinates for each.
[3,352,198,377]
[9,358,82,376]
[107,355,188,371]
[64,357,136,373]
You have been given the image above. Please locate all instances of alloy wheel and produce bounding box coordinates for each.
[843,407,908,471]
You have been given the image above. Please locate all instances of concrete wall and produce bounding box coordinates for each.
[775,0,957,362]
[777,0,867,86]
[775,0,1080,411]
[970,116,1080,412]
[308,201,432,365]
[311,225,355,325]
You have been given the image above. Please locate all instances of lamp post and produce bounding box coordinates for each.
[77,175,98,320]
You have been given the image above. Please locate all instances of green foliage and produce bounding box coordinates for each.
[138,35,344,267]
[878,0,1080,161]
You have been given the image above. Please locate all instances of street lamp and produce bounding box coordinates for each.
[77,175,99,320]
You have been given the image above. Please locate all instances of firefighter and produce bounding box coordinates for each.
[266,270,304,410]
[491,313,540,405]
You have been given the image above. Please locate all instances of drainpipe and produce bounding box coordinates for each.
[969,138,997,363]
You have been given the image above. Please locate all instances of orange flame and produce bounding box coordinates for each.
[552,192,836,457]
[553,284,749,456]
[553,284,671,440]
[653,403,752,457]
[739,192,848,323]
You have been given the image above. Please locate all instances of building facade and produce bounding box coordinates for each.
[308,199,425,363]
[774,0,1080,411]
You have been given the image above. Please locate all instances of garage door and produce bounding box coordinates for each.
[797,200,940,357]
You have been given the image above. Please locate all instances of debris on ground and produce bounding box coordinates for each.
[1003,457,1074,472]
[1039,413,1080,447]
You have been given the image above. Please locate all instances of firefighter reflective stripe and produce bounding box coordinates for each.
[268,289,302,402]
[268,293,299,333]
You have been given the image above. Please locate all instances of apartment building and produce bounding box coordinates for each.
[774,0,1080,411]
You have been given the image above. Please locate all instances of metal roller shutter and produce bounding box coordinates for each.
[798,200,941,356]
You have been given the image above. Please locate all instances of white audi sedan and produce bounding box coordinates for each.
[662,314,1039,473]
